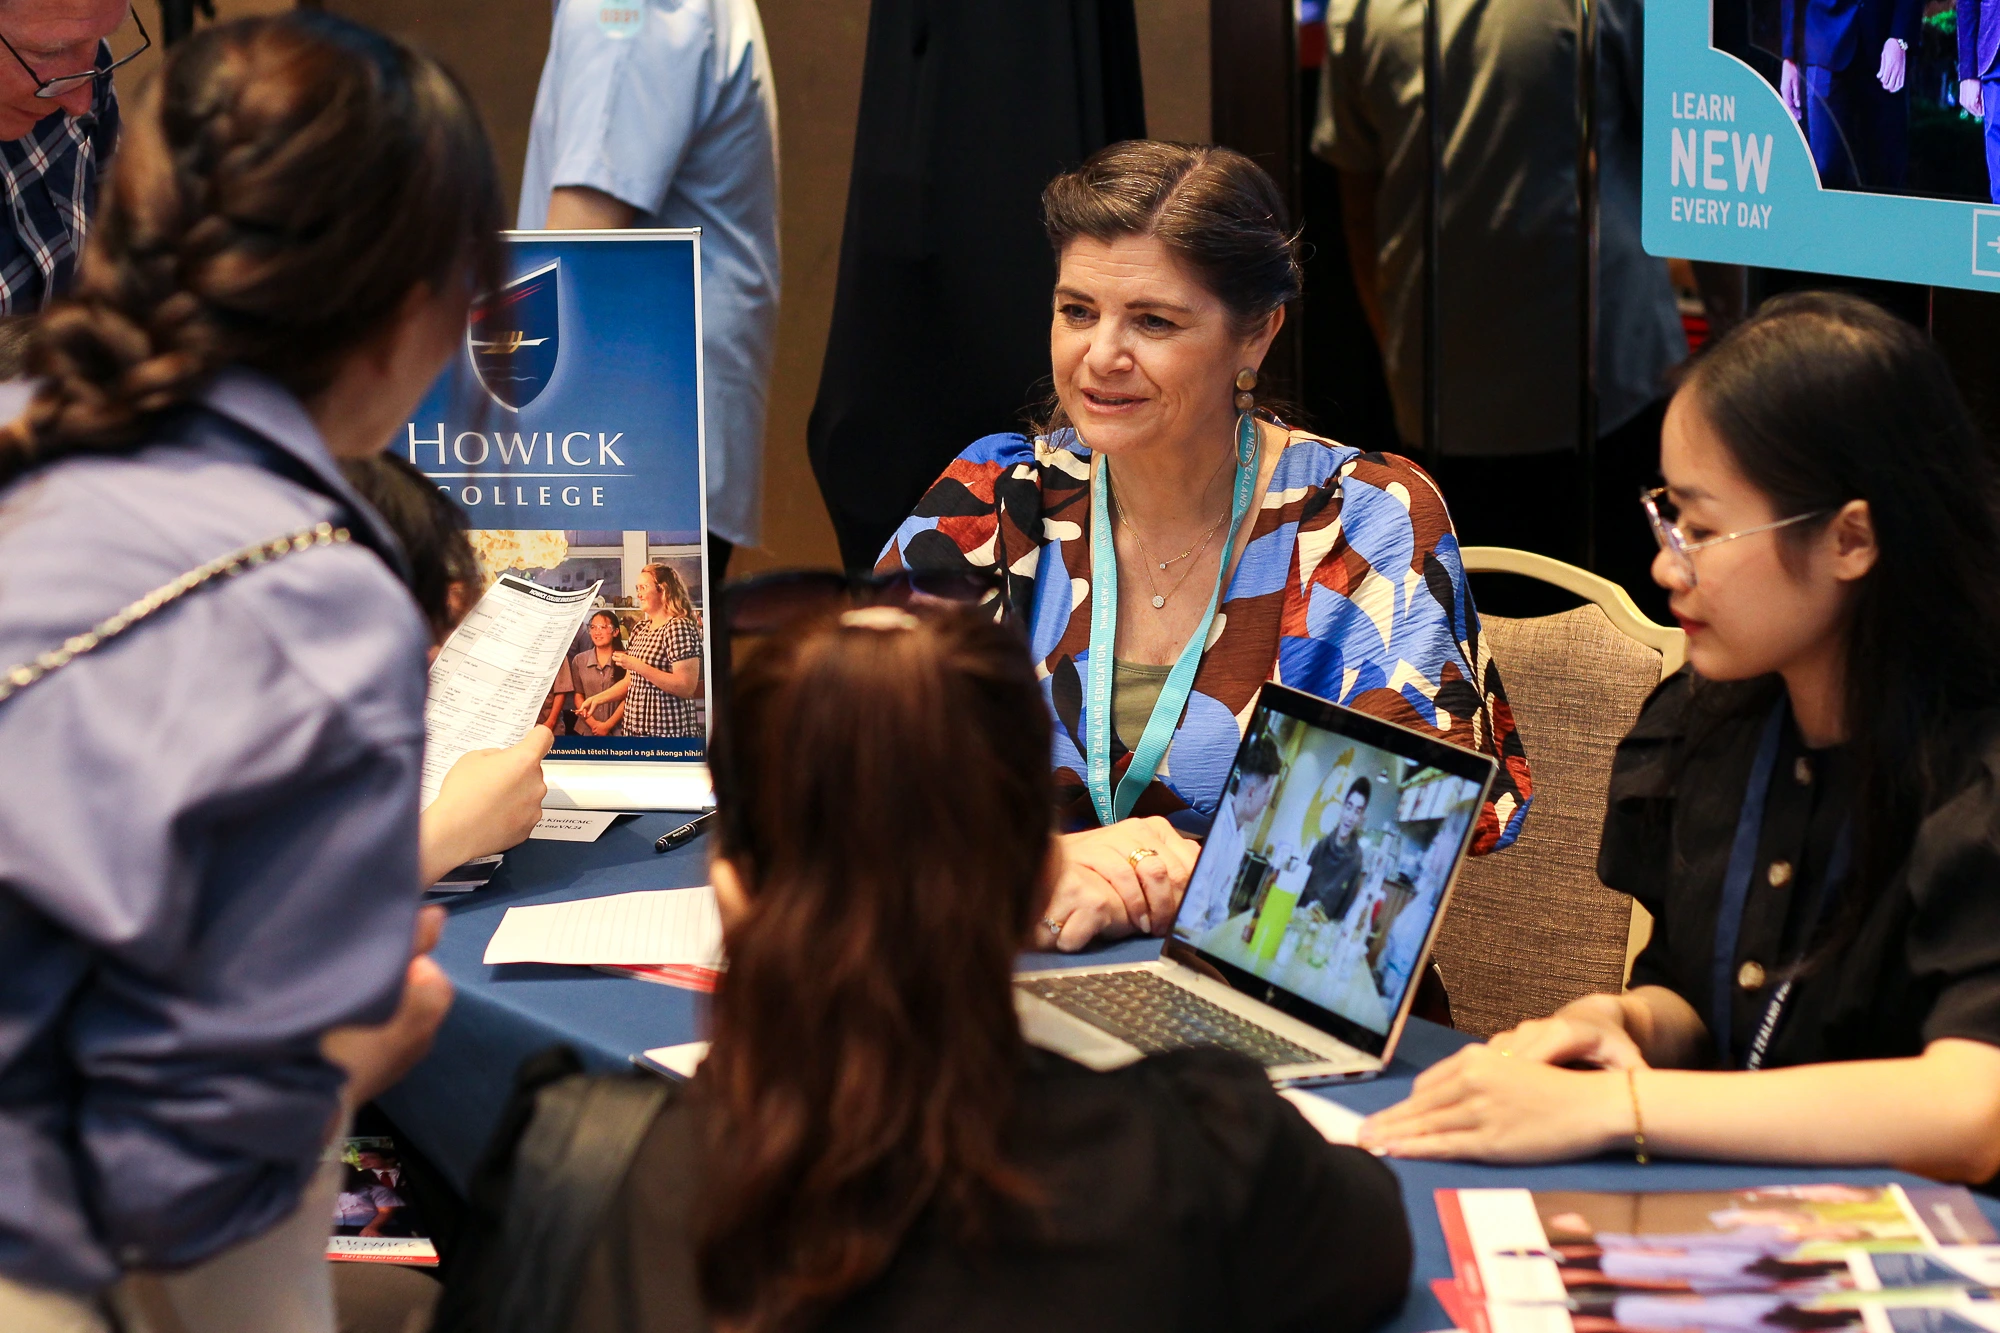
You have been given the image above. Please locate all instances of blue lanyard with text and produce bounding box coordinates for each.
[1084,412,1261,827]
[1710,698,1851,1070]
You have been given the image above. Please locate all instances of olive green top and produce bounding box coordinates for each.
[1112,659,1174,753]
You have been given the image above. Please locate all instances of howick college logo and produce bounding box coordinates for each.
[468,259,561,411]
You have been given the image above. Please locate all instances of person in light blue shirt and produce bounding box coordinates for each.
[0,13,506,1327]
[518,0,780,580]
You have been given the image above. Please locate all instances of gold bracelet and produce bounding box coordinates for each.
[1627,1067,1650,1165]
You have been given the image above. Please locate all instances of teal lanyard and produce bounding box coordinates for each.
[1084,412,1261,826]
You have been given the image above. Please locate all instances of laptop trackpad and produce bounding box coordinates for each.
[1013,987,1142,1070]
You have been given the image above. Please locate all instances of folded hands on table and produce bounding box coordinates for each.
[1039,817,1201,952]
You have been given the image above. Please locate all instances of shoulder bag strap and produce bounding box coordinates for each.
[491,1071,682,1333]
[0,521,351,705]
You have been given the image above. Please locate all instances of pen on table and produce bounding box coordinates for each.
[654,811,717,854]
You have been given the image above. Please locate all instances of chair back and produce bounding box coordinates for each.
[1429,547,1683,1038]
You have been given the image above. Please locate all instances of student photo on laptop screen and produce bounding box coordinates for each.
[1175,709,1483,1037]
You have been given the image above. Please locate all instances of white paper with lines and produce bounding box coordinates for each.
[482,886,724,967]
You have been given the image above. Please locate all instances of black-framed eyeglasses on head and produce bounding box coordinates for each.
[722,567,1004,637]
[0,4,149,102]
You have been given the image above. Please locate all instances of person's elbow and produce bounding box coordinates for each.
[1906,1039,2000,1184]
[79,1057,338,1268]
[1920,1113,2000,1185]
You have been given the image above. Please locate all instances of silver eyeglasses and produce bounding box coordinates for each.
[0,5,149,102]
[1640,486,1829,588]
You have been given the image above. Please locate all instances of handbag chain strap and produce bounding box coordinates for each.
[0,520,352,704]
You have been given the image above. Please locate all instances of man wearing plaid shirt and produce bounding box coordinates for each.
[0,0,136,316]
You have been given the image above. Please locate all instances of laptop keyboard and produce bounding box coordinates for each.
[1017,969,1327,1068]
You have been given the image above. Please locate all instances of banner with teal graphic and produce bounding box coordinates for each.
[1645,0,2000,289]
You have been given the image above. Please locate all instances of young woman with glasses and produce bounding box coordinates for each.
[1353,291,2000,1184]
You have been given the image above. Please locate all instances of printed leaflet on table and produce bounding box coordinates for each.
[327,1135,437,1266]
[1437,1185,2000,1333]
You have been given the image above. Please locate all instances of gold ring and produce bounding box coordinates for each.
[1496,1048,1513,1057]
[1042,916,1065,940]
[1127,847,1160,870]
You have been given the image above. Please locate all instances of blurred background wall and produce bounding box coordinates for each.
[302,0,1209,577]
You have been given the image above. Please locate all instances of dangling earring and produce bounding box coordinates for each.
[1234,368,1258,414]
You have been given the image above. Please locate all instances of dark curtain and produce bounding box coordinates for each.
[807,0,1147,570]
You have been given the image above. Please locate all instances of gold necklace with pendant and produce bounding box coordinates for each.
[1109,448,1233,610]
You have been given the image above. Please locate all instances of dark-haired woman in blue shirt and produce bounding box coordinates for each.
[0,13,506,1329]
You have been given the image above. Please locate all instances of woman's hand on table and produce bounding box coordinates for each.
[1041,817,1199,951]
[1484,996,1648,1071]
[1355,1043,1634,1163]
[1354,993,1649,1162]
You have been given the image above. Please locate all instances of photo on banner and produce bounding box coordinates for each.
[403,232,711,787]
[1646,0,2000,289]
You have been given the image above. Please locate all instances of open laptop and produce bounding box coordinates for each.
[1015,681,1498,1085]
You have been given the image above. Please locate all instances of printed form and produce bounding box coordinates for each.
[422,574,600,807]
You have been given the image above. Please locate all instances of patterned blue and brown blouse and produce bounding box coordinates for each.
[877,426,1534,853]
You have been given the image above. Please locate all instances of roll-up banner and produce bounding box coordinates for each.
[405,230,712,810]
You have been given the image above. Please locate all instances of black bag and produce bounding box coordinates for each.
[430,1047,694,1333]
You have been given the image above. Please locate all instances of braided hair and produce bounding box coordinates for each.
[0,11,505,485]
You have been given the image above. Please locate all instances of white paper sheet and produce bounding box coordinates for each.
[629,1051,1369,1139]
[421,575,601,807]
[638,1041,710,1079]
[528,810,620,842]
[1278,1089,1364,1145]
[482,886,724,967]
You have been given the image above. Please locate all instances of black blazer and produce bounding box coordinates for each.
[568,1048,1413,1333]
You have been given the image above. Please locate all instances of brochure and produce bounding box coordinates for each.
[427,852,503,894]
[597,962,721,993]
[1438,1185,2000,1333]
[326,1135,437,1266]
[405,231,712,811]
[422,574,600,807]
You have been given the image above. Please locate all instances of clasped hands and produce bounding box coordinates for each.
[1781,44,1906,118]
[1356,997,1646,1163]
[1041,817,1201,951]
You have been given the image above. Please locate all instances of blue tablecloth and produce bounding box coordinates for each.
[384,811,2000,1333]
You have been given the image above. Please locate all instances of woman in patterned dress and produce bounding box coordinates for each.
[609,562,705,737]
[878,141,1533,951]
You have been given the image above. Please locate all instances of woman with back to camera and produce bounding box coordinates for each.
[878,140,1531,953]
[557,603,1411,1333]
[603,561,703,738]
[1356,293,2000,1183]
[0,13,506,1330]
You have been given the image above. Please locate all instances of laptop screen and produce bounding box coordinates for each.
[1172,683,1496,1058]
